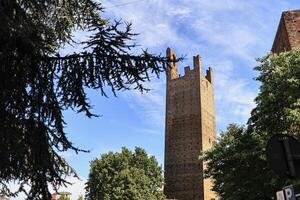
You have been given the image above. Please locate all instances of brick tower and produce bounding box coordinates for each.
[272,9,300,53]
[164,48,217,200]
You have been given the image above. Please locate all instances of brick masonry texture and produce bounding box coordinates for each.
[164,48,217,200]
[272,10,300,53]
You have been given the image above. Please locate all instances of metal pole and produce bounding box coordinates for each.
[282,139,296,177]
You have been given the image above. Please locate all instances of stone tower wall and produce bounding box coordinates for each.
[200,68,216,200]
[164,48,217,200]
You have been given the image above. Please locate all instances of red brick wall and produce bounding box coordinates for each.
[164,48,217,200]
[272,10,300,53]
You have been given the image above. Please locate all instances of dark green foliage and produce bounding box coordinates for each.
[0,1,177,199]
[249,49,300,138]
[85,147,165,200]
[202,49,300,200]
[249,49,300,195]
[202,124,287,200]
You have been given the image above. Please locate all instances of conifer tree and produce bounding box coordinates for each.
[0,1,177,199]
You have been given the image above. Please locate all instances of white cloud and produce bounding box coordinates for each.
[102,0,183,49]
[167,7,192,16]
[120,78,166,130]
[187,0,246,11]
[193,19,257,60]
[100,0,264,132]
[213,58,256,125]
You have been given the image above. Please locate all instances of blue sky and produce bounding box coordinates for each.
[12,0,300,199]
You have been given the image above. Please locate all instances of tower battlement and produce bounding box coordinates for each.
[164,48,217,200]
[166,48,213,84]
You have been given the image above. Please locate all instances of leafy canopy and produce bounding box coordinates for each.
[202,49,300,200]
[85,147,165,200]
[202,124,287,200]
[249,49,300,138]
[0,0,177,199]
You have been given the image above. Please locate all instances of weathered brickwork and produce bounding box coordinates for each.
[272,10,300,53]
[164,48,217,200]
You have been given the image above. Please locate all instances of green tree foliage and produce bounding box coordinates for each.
[202,124,286,200]
[77,194,84,200]
[0,1,177,199]
[58,194,71,200]
[85,147,165,200]
[249,49,300,138]
[202,49,300,199]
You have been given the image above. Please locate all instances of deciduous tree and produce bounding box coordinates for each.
[202,49,300,199]
[85,147,165,200]
[249,49,300,138]
[201,124,287,200]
